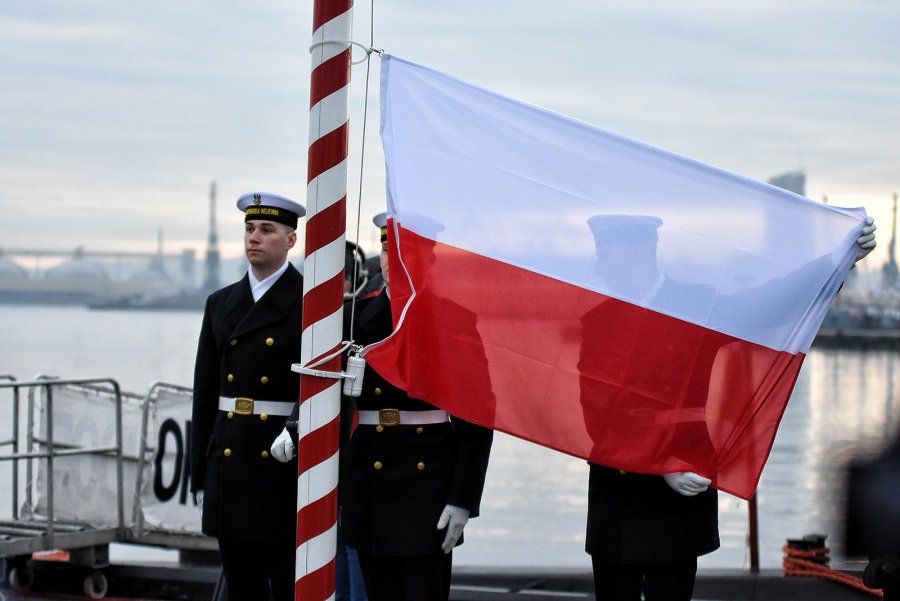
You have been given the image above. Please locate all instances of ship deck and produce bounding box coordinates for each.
[0,563,883,601]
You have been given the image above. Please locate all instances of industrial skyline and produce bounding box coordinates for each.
[0,8,896,586]
[1,2,897,271]
[1,171,896,307]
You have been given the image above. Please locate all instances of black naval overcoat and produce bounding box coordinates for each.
[339,289,493,556]
[190,265,303,543]
[585,466,719,563]
[579,278,720,564]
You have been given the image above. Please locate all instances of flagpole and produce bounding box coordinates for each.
[295,1,352,599]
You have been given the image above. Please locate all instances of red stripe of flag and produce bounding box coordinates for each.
[365,227,805,499]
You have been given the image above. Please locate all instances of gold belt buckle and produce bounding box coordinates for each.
[378,408,400,427]
[234,397,254,415]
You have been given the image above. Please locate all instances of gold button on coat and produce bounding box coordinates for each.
[227,374,234,382]
[375,425,384,433]
[260,413,268,421]
[261,450,269,458]
[416,427,424,434]
[266,337,274,346]
[227,412,234,419]
[417,462,425,471]
[229,339,237,346]
[374,387,382,395]
[373,461,383,470]
[224,448,232,457]
[260,376,269,384]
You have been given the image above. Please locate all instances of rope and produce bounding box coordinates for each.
[308,39,382,65]
[783,544,883,597]
[346,0,378,342]
[291,340,355,379]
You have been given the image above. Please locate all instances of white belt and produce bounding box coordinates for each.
[357,409,449,427]
[218,396,294,416]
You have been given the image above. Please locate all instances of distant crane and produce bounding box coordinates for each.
[883,193,899,289]
[202,181,221,294]
[145,226,169,279]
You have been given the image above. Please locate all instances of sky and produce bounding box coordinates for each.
[1,0,898,270]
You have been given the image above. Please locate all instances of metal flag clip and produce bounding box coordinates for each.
[343,344,365,397]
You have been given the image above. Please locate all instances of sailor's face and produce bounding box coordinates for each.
[244,220,295,271]
[380,240,390,288]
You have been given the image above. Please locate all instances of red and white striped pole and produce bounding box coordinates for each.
[295,1,352,599]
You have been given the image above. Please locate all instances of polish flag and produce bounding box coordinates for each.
[364,55,867,500]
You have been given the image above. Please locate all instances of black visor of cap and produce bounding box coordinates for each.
[244,205,299,229]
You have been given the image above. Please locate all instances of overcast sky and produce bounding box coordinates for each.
[1,1,897,268]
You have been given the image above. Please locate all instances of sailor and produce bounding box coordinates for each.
[276,212,493,601]
[580,214,878,601]
[190,190,305,601]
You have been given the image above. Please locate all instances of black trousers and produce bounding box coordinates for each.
[591,556,697,601]
[218,538,296,601]
[357,550,452,601]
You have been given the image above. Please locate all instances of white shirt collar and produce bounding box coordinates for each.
[248,260,290,302]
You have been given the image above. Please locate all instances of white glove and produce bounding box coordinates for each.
[437,504,470,553]
[196,490,204,516]
[855,216,877,262]
[663,471,711,497]
[270,428,296,463]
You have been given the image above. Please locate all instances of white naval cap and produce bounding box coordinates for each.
[373,212,388,242]
[237,191,306,229]
[588,214,662,249]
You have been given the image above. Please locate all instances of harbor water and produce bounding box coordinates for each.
[1,305,898,571]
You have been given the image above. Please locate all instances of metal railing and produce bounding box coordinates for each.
[0,374,19,519]
[131,380,193,539]
[0,377,126,550]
